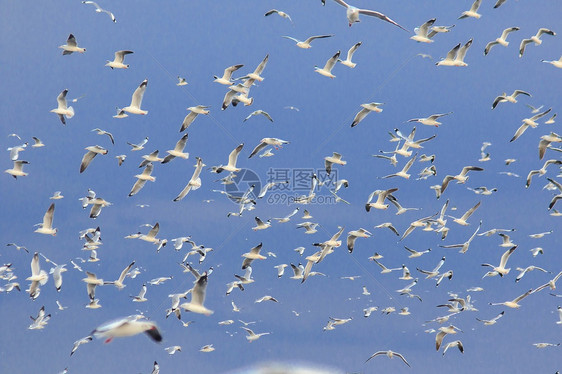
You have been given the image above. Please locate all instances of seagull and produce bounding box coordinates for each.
[200,344,215,352]
[5,160,29,179]
[246,54,269,82]
[346,228,371,253]
[297,222,319,234]
[519,28,556,57]
[449,201,481,226]
[122,79,148,115]
[458,0,482,19]
[441,166,484,193]
[273,207,299,223]
[542,56,562,69]
[105,50,133,69]
[31,137,45,147]
[59,34,86,55]
[129,163,156,196]
[515,266,549,282]
[7,143,27,161]
[265,9,292,22]
[162,134,189,163]
[213,64,244,85]
[436,40,472,66]
[404,246,431,258]
[407,112,452,127]
[476,311,505,326]
[411,19,437,43]
[241,327,270,342]
[314,50,340,78]
[80,145,108,173]
[531,271,562,293]
[484,27,519,55]
[382,154,417,179]
[249,138,289,158]
[351,103,383,127]
[212,143,244,172]
[176,76,188,86]
[525,159,561,188]
[442,340,464,356]
[482,245,517,277]
[131,284,147,302]
[241,243,266,269]
[70,336,93,356]
[325,152,346,174]
[128,136,149,151]
[180,105,210,132]
[365,188,398,211]
[179,273,214,316]
[50,89,74,125]
[243,110,274,123]
[282,35,333,49]
[440,221,481,253]
[338,41,362,68]
[490,288,533,308]
[512,108,552,143]
[174,157,205,201]
[165,346,182,355]
[92,315,162,343]
[29,306,51,330]
[252,217,271,231]
[34,203,57,236]
[90,128,115,144]
[82,1,116,22]
[365,350,410,367]
[6,243,29,253]
[26,253,49,298]
[255,295,278,303]
[327,0,407,31]
[104,261,135,289]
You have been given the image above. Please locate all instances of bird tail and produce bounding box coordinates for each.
[66,106,75,119]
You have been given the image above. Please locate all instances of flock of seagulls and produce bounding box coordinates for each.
[2,0,561,373]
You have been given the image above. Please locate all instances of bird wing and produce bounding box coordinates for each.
[115,50,133,63]
[456,39,473,61]
[118,261,135,283]
[510,123,529,142]
[66,34,77,47]
[249,141,267,158]
[129,179,147,196]
[228,143,244,166]
[446,43,461,60]
[253,54,269,75]
[223,64,244,80]
[42,203,55,228]
[130,80,148,108]
[347,41,362,60]
[190,273,208,306]
[181,111,198,132]
[322,51,341,72]
[499,246,517,268]
[358,9,408,31]
[304,35,333,44]
[57,89,69,109]
[351,107,370,127]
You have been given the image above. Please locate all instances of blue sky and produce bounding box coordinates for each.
[1,0,561,373]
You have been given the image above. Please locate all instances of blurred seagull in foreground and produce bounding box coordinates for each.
[92,315,162,343]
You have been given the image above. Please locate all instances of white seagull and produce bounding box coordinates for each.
[484,27,519,55]
[282,34,333,49]
[82,1,116,22]
[50,89,74,125]
[92,315,162,343]
[326,0,407,31]
[339,42,362,68]
[174,157,205,201]
[80,145,108,173]
[519,28,556,57]
[180,105,210,132]
[106,50,133,69]
[122,79,148,115]
[34,203,57,236]
[265,9,292,22]
[351,103,383,127]
[59,34,86,55]
[314,50,340,78]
